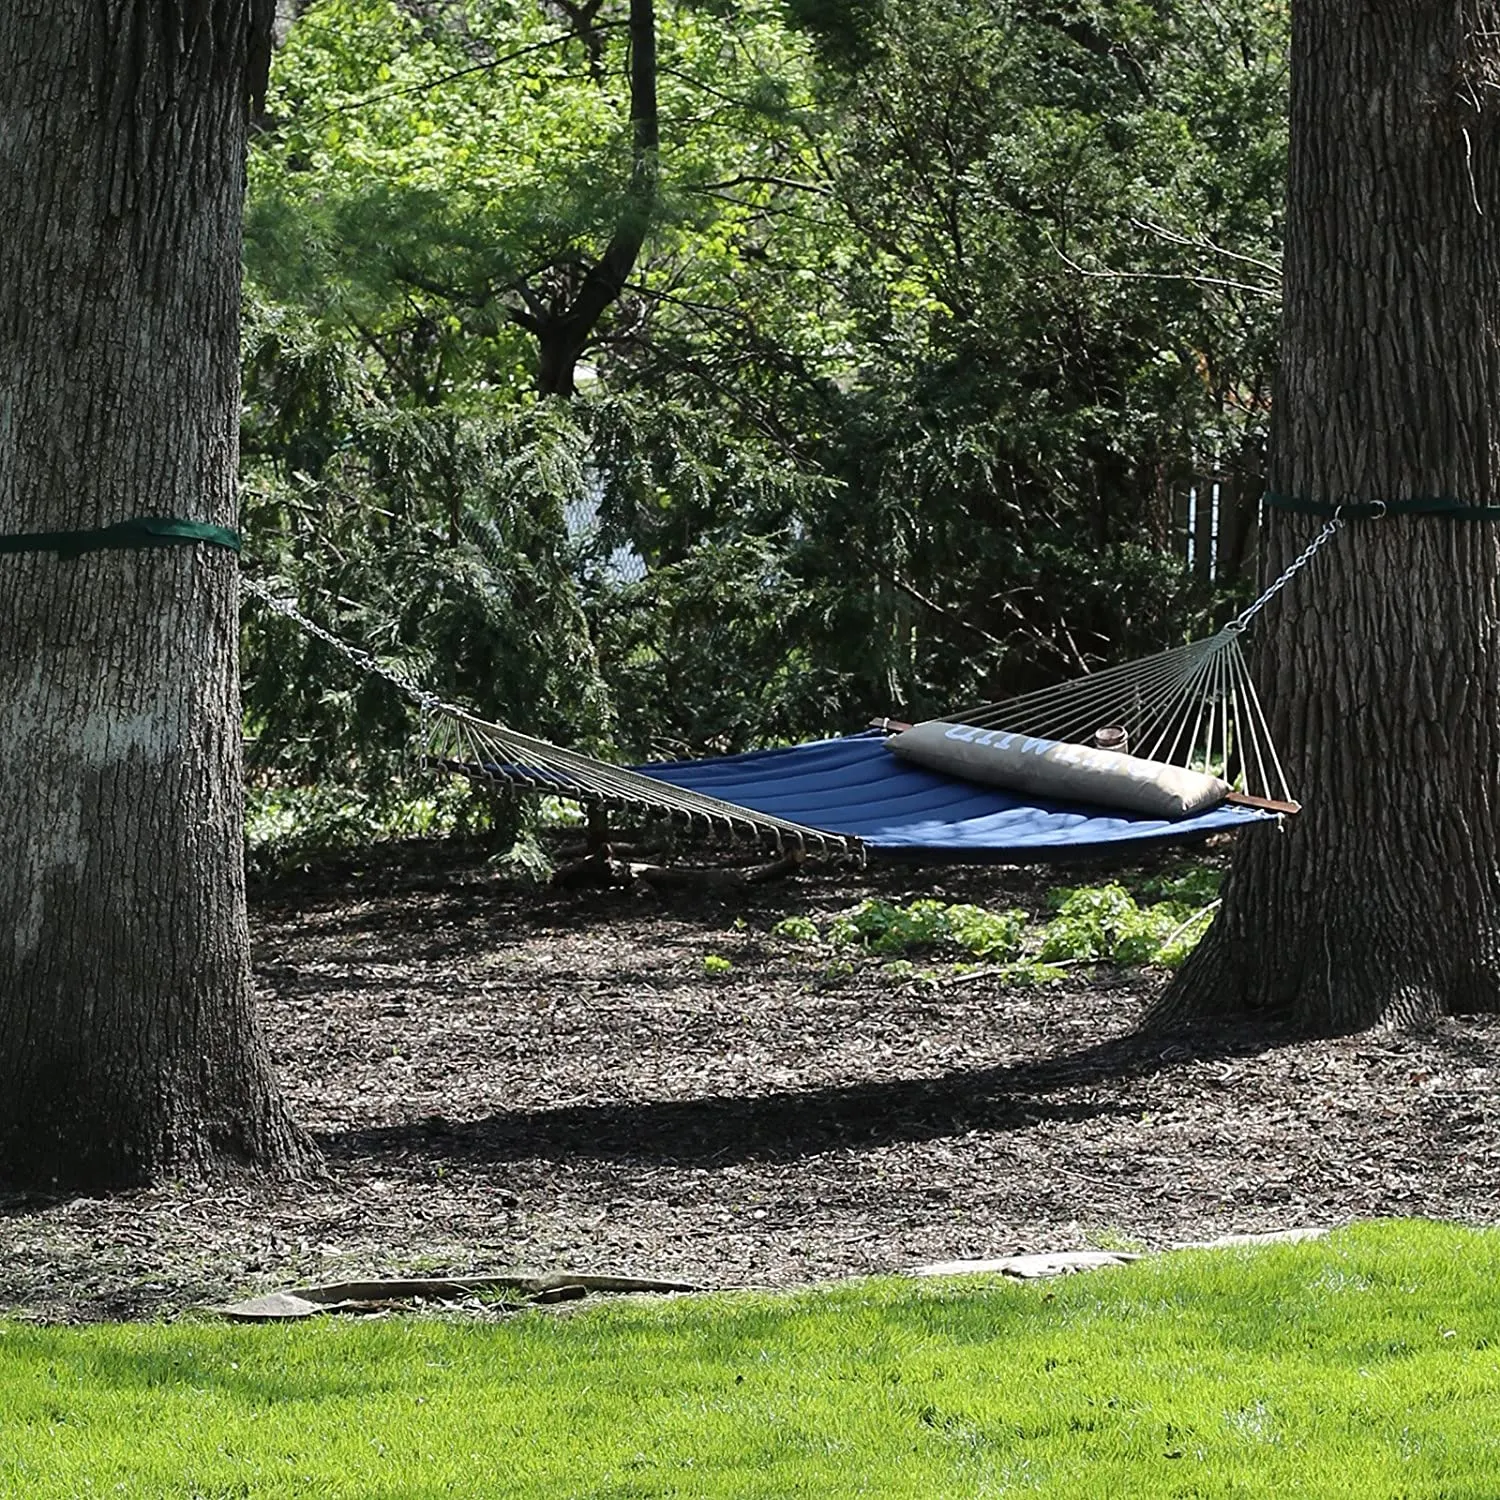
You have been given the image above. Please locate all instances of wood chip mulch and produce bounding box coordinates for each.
[3,842,1497,1322]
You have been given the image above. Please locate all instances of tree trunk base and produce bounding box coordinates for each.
[0,1083,319,1194]
[1144,915,1475,1038]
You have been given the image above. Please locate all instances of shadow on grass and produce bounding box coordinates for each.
[318,1020,1296,1172]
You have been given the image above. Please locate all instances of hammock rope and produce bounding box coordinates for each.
[424,705,862,854]
[938,516,1348,810]
[945,628,1292,807]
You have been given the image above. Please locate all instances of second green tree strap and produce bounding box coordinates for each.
[1265,493,1500,521]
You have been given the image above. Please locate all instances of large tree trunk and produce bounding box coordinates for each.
[0,1,310,1186]
[1154,3,1500,1034]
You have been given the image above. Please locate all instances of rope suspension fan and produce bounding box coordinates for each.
[874,513,1346,821]
[244,576,863,856]
[933,624,1293,812]
[422,705,862,855]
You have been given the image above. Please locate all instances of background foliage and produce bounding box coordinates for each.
[240,0,1288,845]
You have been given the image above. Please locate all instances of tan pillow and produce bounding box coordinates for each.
[887,721,1228,819]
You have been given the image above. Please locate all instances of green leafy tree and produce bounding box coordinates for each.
[239,0,834,807]
[604,0,1289,728]
[238,0,1292,813]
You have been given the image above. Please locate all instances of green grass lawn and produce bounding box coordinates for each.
[3,1220,1498,1498]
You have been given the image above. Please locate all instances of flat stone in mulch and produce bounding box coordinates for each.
[210,1271,697,1321]
[2,843,1497,1322]
[911,1226,1331,1280]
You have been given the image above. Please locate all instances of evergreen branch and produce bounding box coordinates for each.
[800,110,977,321]
[610,335,817,458]
[888,573,1006,651]
[391,266,493,311]
[683,192,827,228]
[625,280,756,330]
[619,277,843,403]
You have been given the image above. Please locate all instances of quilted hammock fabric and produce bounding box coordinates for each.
[639,732,1275,860]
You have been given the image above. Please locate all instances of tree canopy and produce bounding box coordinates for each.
[240,0,1290,847]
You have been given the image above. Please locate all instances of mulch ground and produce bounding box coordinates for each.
[3,840,1499,1322]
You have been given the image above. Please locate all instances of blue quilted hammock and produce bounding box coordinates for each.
[639,731,1275,860]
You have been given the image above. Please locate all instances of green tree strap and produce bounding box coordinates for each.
[0,516,242,558]
[1265,493,1500,521]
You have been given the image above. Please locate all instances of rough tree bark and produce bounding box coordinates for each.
[0,0,311,1185]
[1154,3,1500,1033]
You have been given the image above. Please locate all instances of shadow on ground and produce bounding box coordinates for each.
[320,1022,1297,1170]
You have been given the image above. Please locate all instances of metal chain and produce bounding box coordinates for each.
[1227,514,1347,635]
[240,575,452,716]
[240,573,856,852]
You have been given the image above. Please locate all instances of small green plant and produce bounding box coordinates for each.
[885,959,949,985]
[1136,862,1224,905]
[1037,884,1163,964]
[535,796,586,829]
[490,832,554,886]
[772,915,821,945]
[942,903,1030,959]
[702,955,732,976]
[769,866,1218,981]
[1036,883,1215,967]
[827,898,1027,961]
[828,898,942,952]
[996,958,1070,986]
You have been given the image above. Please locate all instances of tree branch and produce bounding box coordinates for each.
[1051,243,1281,300]
[1128,217,1283,278]
[537,0,658,394]
[687,172,832,198]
